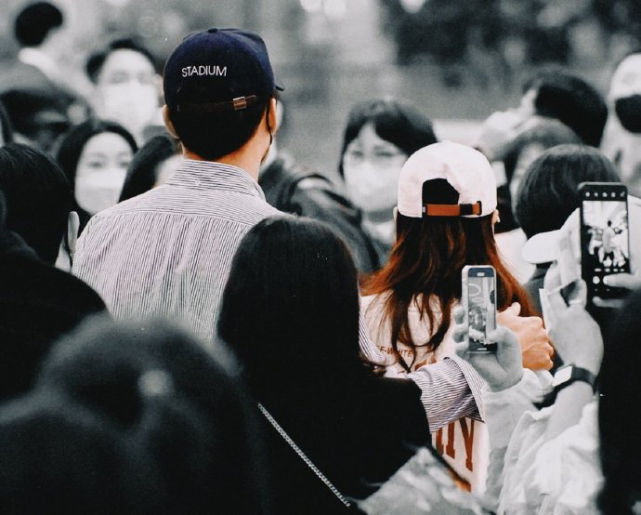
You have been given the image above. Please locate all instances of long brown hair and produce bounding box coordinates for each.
[364,213,534,372]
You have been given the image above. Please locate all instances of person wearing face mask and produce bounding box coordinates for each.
[258,100,379,273]
[85,38,162,145]
[338,99,438,266]
[601,50,641,198]
[55,119,137,234]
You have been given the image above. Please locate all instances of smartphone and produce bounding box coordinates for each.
[579,182,630,300]
[462,265,497,352]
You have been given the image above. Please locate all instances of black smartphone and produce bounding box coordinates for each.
[462,265,497,352]
[579,182,630,300]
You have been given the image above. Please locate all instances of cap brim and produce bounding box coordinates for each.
[521,230,560,264]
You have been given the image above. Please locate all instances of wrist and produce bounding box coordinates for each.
[489,370,524,393]
[552,364,597,394]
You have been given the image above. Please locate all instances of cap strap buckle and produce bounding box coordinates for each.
[424,201,482,217]
[176,94,258,114]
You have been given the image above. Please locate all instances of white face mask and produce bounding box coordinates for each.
[343,161,401,214]
[96,83,159,138]
[75,168,127,215]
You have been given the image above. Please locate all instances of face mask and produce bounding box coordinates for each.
[615,95,641,133]
[343,161,401,213]
[96,83,159,138]
[75,169,127,215]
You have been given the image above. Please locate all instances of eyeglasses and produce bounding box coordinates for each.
[342,148,406,168]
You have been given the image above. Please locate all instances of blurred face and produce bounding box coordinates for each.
[75,132,133,214]
[342,123,407,215]
[93,49,159,139]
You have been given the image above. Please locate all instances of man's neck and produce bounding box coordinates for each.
[182,148,260,182]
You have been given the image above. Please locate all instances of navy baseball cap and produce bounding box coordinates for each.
[164,28,282,115]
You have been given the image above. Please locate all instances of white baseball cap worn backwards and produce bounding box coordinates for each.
[397,141,497,218]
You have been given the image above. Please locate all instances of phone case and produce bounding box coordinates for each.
[579,182,630,299]
[462,265,497,352]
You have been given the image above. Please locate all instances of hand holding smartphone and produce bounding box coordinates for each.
[462,265,497,352]
[579,182,630,301]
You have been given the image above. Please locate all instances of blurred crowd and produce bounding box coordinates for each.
[2,1,641,514]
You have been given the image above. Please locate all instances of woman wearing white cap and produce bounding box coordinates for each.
[361,141,553,492]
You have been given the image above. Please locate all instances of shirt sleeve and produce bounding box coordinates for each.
[406,356,486,432]
[359,312,385,363]
[482,369,553,511]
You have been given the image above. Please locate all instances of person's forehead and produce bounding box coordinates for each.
[81,132,134,155]
[98,49,155,81]
[347,123,402,150]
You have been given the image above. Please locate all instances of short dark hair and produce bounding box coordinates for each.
[14,2,63,47]
[55,119,138,232]
[515,144,620,238]
[85,38,158,83]
[503,117,582,184]
[0,143,72,263]
[218,216,364,390]
[338,98,437,176]
[119,134,180,202]
[168,96,271,161]
[0,88,70,148]
[0,317,270,515]
[523,68,608,147]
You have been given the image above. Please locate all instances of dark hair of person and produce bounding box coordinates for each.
[0,88,70,140]
[599,288,641,515]
[515,144,620,239]
[119,134,180,202]
[0,100,14,144]
[14,1,63,47]
[503,117,582,184]
[523,67,608,148]
[0,143,71,263]
[167,95,272,161]
[364,212,535,371]
[218,216,368,394]
[55,118,138,232]
[85,37,158,83]
[6,316,271,515]
[337,98,437,176]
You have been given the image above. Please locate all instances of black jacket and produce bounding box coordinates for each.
[259,154,380,273]
[256,375,430,515]
[0,229,107,399]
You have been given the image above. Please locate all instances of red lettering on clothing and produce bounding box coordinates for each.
[435,427,444,455]
[446,422,456,459]
[459,418,475,472]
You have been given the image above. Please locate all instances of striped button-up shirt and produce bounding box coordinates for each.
[73,158,483,431]
[73,159,280,345]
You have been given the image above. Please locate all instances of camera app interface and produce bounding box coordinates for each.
[467,272,496,351]
[582,190,629,294]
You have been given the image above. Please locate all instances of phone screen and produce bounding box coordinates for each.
[580,183,630,299]
[464,266,497,352]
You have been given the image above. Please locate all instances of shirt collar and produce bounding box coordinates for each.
[166,159,266,200]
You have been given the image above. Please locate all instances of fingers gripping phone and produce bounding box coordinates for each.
[579,182,630,300]
[462,265,497,352]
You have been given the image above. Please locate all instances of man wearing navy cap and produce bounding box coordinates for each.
[73,28,282,345]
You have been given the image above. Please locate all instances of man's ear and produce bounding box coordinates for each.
[162,105,179,139]
[267,97,278,136]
